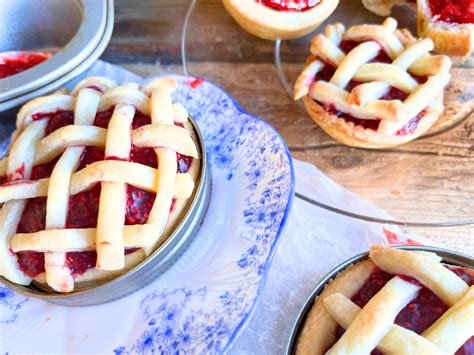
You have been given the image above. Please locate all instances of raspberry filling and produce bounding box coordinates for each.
[0,52,51,79]
[256,0,321,11]
[312,40,428,136]
[428,0,474,24]
[332,266,474,354]
[10,107,194,278]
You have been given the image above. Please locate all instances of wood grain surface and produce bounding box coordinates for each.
[113,0,474,254]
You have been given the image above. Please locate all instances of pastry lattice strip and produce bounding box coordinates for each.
[0,76,198,292]
[294,17,451,134]
[324,247,473,354]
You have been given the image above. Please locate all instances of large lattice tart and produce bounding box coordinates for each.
[296,245,474,354]
[0,76,200,293]
[294,17,452,148]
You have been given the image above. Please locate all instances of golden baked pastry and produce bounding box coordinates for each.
[222,0,339,40]
[294,18,452,148]
[296,245,474,354]
[0,77,200,293]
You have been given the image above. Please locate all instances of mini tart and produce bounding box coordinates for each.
[294,17,452,148]
[417,0,474,57]
[296,246,474,355]
[222,0,340,40]
[0,76,200,293]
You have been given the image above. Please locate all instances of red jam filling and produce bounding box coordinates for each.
[43,111,74,136]
[125,186,156,225]
[256,0,321,11]
[0,52,51,79]
[66,183,101,229]
[428,0,474,24]
[8,107,194,277]
[313,40,428,136]
[65,251,97,276]
[334,266,474,354]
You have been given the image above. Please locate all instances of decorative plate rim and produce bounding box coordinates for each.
[190,77,296,351]
[0,73,296,353]
[124,74,297,352]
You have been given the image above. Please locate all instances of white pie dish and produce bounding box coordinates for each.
[286,245,474,354]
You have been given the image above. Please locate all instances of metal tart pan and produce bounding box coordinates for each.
[0,116,211,306]
[0,0,114,111]
[286,245,474,354]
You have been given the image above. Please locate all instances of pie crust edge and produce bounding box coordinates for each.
[295,259,376,355]
[222,0,340,40]
[302,94,443,148]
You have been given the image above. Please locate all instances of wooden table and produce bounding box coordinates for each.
[109,0,473,254]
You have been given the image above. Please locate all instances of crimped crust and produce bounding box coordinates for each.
[296,260,376,355]
[302,94,443,148]
[222,0,339,40]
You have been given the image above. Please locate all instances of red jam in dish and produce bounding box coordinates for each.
[312,40,427,136]
[8,108,194,277]
[0,52,51,79]
[428,0,474,24]
[336,266,474,354]
[256,0,321,11]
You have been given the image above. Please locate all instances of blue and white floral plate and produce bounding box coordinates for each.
[0,68,294,354]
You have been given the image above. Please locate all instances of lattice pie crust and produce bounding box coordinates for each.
[294,18,452,148]
[296,246,474,354]
[0,77,200,293]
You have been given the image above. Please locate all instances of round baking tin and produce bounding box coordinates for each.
[0,0,114,112]
[286,245,474,354]
[0,116,211,306]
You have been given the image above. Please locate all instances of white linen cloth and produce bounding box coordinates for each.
[227,160,424,354]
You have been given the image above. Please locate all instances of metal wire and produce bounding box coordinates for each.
[274,38,307,113]
[296,192,474,227]
[181,0,198,77]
